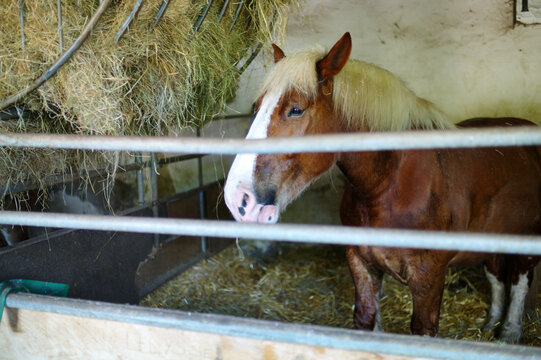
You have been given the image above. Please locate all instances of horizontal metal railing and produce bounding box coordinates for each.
[6,292,539,360]
[1,128,540,254]
[1,126,541,154]
[1,211,540,255]
[1,153,203,195]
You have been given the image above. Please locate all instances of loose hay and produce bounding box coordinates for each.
[141,242,541,346]
[0,0,296,200]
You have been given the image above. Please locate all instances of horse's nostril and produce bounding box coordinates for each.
[238,206,246,216]
[242,193,249,208]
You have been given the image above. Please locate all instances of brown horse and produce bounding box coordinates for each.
[223,32,541,343]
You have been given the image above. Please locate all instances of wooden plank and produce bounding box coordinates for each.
[0,307,426,360]
[3,293,539,360]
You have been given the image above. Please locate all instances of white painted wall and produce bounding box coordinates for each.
[230,0,541,124]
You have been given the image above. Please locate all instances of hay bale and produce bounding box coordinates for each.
[141,242,541,346]
[0,0,295,198]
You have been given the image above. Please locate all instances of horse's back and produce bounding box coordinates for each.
[456,117,537,128]
[446,117,541,235]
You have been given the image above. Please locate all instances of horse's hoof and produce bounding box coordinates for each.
[500,324,522,344]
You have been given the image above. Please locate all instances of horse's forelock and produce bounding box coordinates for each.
[256,48,325,104]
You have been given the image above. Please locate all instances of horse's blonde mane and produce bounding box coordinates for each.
[258,48,455,131]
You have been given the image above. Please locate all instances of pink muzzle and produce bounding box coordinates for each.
[225,182,279,224]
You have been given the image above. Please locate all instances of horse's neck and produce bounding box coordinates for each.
[337,151,402,198]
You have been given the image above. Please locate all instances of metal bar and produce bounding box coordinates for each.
[0,0,113,111]
[0,110,252,122]
[1,211,541,255]
[151,0,170,28]
[18,0,25,51]
[6,293,540,360]
[1,127,541,155]
[213,113,252,120]
[190,0,214,39]
[197,127,207,253]
[238,43,263,74]
[229,0,244,31]
[2,153,204,195]
[0,106,34,121]
[237,10,276,73]
[136,153,145,205]
[57,0,64,53]
[150,153,160,247]
[114,0,144,42]
[217,0,230,22]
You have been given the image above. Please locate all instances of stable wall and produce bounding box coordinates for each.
[231,0,541,124]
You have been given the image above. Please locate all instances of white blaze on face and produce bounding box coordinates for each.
[224,91,282,223]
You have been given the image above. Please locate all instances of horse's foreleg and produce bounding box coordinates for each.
[499,255,539,344]
[483,257,506,333]
[346,246,383,331]
[408,263,446,337]
[500,271,529,343]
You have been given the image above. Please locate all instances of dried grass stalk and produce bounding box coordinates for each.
[0,0,296,201]
[141,242,540,346]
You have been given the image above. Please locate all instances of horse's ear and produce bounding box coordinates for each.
[272,44,286,63]
[316,32,352,80]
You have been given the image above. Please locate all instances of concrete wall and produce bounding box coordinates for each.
[230,0,541,124]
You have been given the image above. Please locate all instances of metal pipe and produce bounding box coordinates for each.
[135,153,145,205]
[150,153,160,247]
[1,127,541,155]
[57,0,64,53]
[1,211,541,255]
[0,110,251,122]
[212,113,252,120]
[6,293,540,360]
[190,0,214,39]
[228,0,244,31]
[237,10,276,73]
[151,0,170,28]
[18,0,25,51]
[238,43,262,74]
[197,127,207,253]
[0,106,34,121]
[3,153,204,195]
[114,0,144,42]
[217,0,230,22]
[0,0,113,111]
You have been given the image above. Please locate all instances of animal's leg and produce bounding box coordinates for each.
[483,257,506,332]
[499,255,539,343]
[500,271,529,343]
[374,293,383,332]
[408,264,446,337]
[346,246,383,331]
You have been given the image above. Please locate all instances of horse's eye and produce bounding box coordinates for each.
[287,106,305,118]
